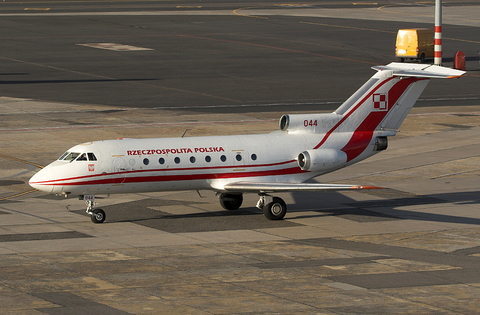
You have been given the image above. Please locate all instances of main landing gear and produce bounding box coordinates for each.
[256,195,287,220]
[218,193,287,220]
[83,195,106,224]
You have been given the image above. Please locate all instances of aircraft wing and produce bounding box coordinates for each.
[223,182,382,193]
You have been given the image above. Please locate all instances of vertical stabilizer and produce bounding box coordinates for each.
[315,63,465,161]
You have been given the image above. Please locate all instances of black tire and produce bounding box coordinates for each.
[263,197,287,220]
[420,53,425,63]
[91,209,106,223]
[219,193,243,210]
[398,57,405,63]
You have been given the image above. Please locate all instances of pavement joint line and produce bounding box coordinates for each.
[0,55,242,103]
[0,119,277,132]
[331,152,480,182]
[430,167,480,179]
[0,204,59,223]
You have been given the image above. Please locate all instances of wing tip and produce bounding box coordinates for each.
[352,185,384,190]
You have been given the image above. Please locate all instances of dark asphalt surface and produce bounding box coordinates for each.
[0,0,478,113]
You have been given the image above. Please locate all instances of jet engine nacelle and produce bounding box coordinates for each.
[297,149,347,172]
[280,113,341,134]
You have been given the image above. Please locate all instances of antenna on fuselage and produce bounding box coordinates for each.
[181,129,191,138]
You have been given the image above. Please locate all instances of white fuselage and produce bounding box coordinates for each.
[29,127,373,196]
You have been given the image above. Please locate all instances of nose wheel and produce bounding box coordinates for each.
[84,196,106,224]
[90,208,106,224]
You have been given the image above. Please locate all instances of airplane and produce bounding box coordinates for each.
[29,63,465,223]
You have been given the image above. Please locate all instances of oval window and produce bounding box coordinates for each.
[174,157,181,164]
[190,156,196,163]
[220,155,227,162]
[143,158,149,165]
[205,156,211,163]
[251,154,257,161]
[236,154,242,161]
[159,157,165,165]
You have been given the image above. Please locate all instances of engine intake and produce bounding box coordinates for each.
[374,136,388,151]
[280,113,341,134]
[297,149,347,172]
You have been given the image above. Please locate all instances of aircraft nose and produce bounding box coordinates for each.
[29,167,55,193]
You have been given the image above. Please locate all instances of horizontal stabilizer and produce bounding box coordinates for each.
[223,182,382,193]
[372,63,466,79]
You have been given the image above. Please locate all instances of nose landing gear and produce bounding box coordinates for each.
[82,195,106,224]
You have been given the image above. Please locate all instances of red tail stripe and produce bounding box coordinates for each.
[313,76,396,149]
[340,77,417,161]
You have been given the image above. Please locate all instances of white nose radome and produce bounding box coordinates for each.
[29,167,55,194]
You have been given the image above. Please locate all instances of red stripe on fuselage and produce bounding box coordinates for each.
[53,166,305,187]
[30,159,297,185]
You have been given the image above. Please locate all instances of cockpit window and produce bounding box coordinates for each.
[59,151,97,162]
[77,153,88,161]
[87,153,97,161]
[63,152,81,162]
[58,151,69,160]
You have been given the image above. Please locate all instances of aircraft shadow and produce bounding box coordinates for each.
[71,198,298,233]
[69,190,480,231]
[291,190,480,225]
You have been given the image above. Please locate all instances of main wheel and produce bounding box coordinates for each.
[219,193,243,210]
[263,197,287,220]
[91,209,106,224]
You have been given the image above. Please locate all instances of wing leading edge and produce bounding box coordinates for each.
[223,182,382,193]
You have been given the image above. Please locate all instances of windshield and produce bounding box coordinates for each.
[62,152,81,162]
[58,151,98,162]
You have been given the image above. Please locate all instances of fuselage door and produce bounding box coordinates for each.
[112,155,127,184]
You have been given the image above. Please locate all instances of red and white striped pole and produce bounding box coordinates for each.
[434,0,442,65]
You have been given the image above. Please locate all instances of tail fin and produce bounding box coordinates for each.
[314,63,465,161]
[334,63,465,131]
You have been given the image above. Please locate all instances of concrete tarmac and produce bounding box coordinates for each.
[1,1,480,314]
[2,98,480,314]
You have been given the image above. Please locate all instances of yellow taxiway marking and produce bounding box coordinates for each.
[0,153,44,169]
[0,189,38,201]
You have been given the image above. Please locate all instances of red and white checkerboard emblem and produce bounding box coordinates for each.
[88,164,95,172]
[373,93,388,111]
